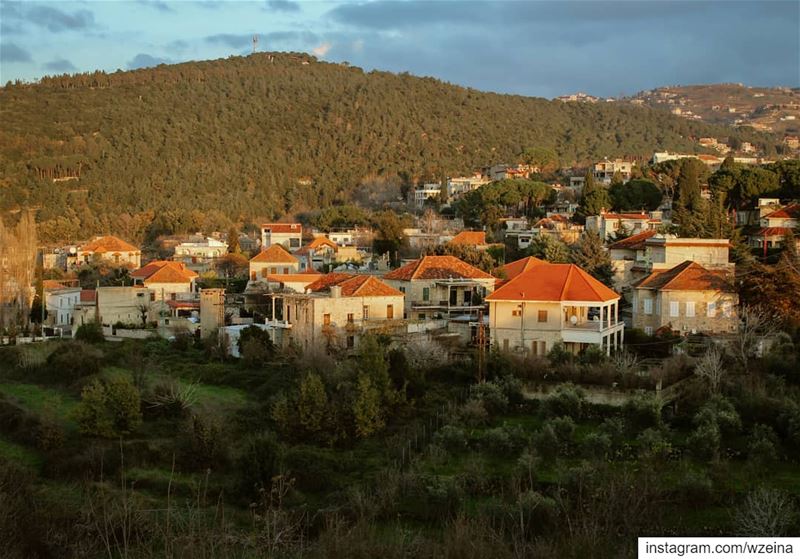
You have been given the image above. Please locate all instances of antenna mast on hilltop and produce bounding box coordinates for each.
[252,34,258,54]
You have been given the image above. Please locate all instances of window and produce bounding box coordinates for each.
[539,341,546,355]
[722,302,732,318]
[362,305,369,320]
[270,267,277,274]
[422,287,430,301]
[538,310,548,323]
[347,313,354,323]
[645,326,653,336]
[707,302,716,318]
[290,238,300,248]
[387,304,394,319]
[512,309,521,317]
[323,313,331,326]
[669,301,679,317]
[418,313,426,320]
[346,335,355,349]
[251,272,256,281]
[531,340,538,355]
[399,286,406,293]
[685,301,695,318]
[283,267,289,274]
[261,269,267,278]
[643,299,653,315]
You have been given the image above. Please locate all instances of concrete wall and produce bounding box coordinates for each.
[96,286,153,326]
[250,260,300,280]
[146,281,194,301]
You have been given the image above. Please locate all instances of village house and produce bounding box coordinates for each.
[448,231,493,251]
[593,158,635,185]
[411,183,443,209]
[383,255,496,320]
[295,236,339,271]
[173,236,228,273]
[131,261,198,301]
[632,261,738,336]
[75,235,141,268]
[282,273,404,352]
[43,279,81,332]
[446,174,490,202]
[610,233,732,294]
[487,260,624,356]
[91,286,154,327]
[260,223,303,250]
[735,198,783,227]
[585,211,662,240]
[750,204,800,253]
[249,244,300,282]
[262,271,322,294]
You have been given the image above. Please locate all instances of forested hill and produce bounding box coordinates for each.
[0,52,780,243]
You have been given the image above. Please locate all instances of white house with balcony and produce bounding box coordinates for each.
[486,262,623,356]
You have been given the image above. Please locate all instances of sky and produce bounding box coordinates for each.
[1,0,798,98]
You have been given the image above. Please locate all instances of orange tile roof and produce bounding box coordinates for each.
[502,256,546,281]
[132,261,198,283]
[250,244,299,264]
[487,263,619,303]
[80,235,139,253]
[43,279,71,291]
[635,261,733,292]
[383,255,496,281]
[305,273,403,297]
[763,204,800,219]
[608,230,658,250]
[261,223,302,234]
[449,231,487,245]
[80,289,96,303]
[307,236,339,250]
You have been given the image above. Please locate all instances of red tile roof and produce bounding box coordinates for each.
[80,289,96,303]
[608,230,658,250]
[261,223,302,234]
[42,279,71,291]
[753,227,795,237]
[250,244,299,264]
[635,261,733,292]
[306,273,403,297]
[601,212,650,220]
[165,300,200,309]
[266,274,323,284]
[80,235,139,253]
[383,255,496,281]
[449,231,487,245]
[502,256,546,281]
[131,261,198,283]
[763,204,800,219]
[487,263,619,303]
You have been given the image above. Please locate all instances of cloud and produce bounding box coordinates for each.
[25,5,96,32]
[312,42,332,57]
[267,0,300,13]
[127,53,171,69]
[136,0,174,13]
[205,33,253,49]
[0,42,32,63]
[43,58,77,73]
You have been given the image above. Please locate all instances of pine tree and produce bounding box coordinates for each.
[227,226,240,254]
[673,159,708,237]
[571,231,614,286]
[297,372,328,436]
[575,170,611,224]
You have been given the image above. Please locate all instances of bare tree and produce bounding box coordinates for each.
[694,345,725,395]
[0,212,38,331]
[730,306,779,374]
[611,349,640,377]
[734,488,796,537]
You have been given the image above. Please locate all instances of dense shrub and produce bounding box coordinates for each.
[235,431,281,499]
[73,376,142,438]
[747,423,779,465]
[434,425,468,453]
[623,393,664,430]
[74,322,104,344]
[45,341,102,382]
[582,432,612,460]
[542,383,585,419]
[469,381,509,416]
[282,446,340,493]
[177,412,229,470]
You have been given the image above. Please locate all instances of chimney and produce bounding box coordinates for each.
[330,285,342,298]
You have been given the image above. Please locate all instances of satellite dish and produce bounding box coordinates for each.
[570,315,578,325]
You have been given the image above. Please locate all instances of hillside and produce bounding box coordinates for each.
[623,84,800,135]
[0,53,783,243]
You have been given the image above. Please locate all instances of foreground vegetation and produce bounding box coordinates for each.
[1,324,799,558]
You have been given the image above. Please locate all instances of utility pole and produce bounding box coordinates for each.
[252,35,258,54]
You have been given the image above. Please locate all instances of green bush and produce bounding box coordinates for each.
[434,425,468,453]
[747,423,779,465]
[73,376,142,438]
[623,394,664,430]
[282,445,339,493]
[45,341,102,382]
[582,432,612,460]
[177,411,229,470]
[74,322,104,344]
[688,421,721,462]
[235,431,280,498]
[470,381,509,416]
[637,428,672,461]
[542,383,585,419]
